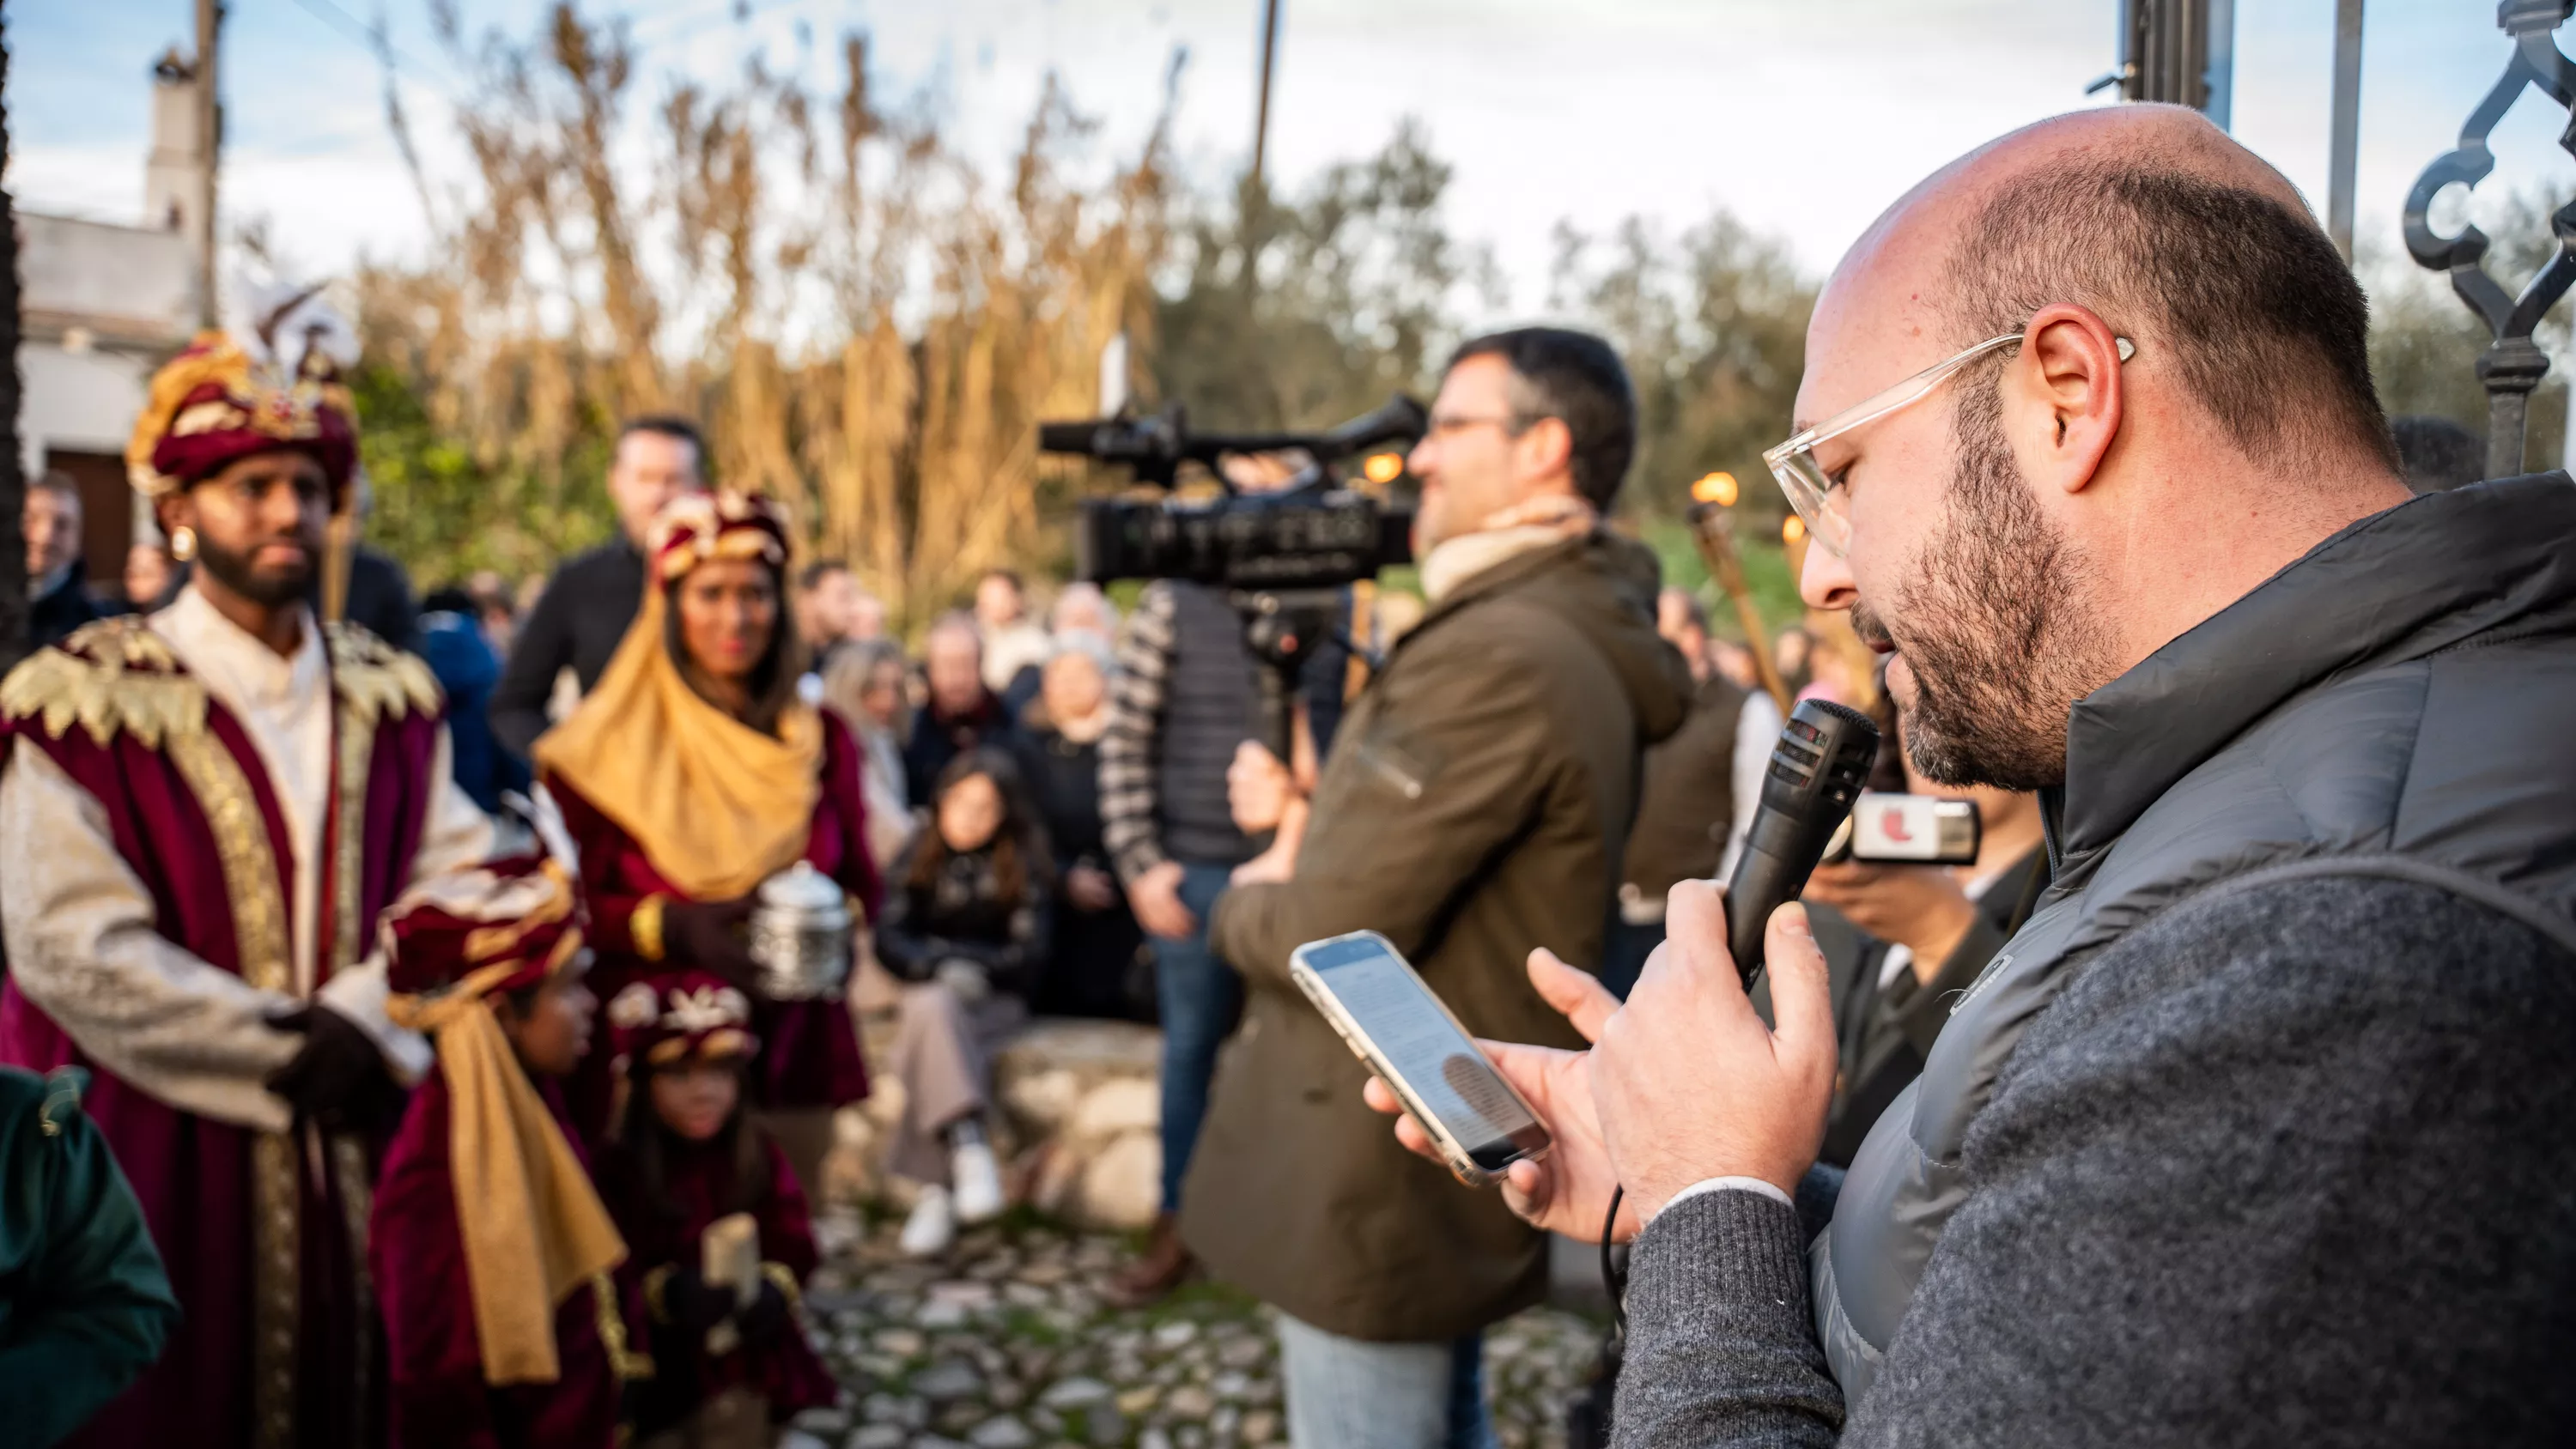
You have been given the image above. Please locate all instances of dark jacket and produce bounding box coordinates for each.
[1013,707,1150,1021]
[873,835,1055,1000]
[490,541,647,758]
[29,566,103,651]
[1616,475,2576,1446]
[1194,530,1692,1342]
[1620,670,1755,900]
[343,545,421,654]
[1805,848,2044,1168]
[417,609,526,815]
[902,692,1013,809]
[0,1066,179,1449]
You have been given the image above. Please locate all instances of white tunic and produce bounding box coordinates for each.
[0,588,494,1132]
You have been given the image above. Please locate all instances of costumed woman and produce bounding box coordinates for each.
[369,857,637,1448]
[596,971,835,1446]
[535,491,878,1195]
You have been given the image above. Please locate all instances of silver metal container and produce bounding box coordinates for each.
[747,862,854,1000]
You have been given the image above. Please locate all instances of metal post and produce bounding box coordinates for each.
[2103,0,2233,127]
[2403,1,2576,480]
[1250,0,1282,190]
[194,0,222,329]
[2326,0,2366,260]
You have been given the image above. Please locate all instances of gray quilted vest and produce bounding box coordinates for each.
[1814,474,2576,1401]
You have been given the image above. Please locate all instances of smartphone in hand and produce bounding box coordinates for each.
[1289,930,1552,1185]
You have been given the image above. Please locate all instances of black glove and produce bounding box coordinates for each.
[662,898,760,988]
[738,1276,792,1346]
[264,1004,402,1132]
[657,1267,739,1337]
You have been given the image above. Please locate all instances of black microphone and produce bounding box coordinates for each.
[1725,698,1879,987]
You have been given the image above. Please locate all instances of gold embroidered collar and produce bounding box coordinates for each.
[0,616,442,749]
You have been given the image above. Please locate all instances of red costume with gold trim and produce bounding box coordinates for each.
[0,619,456,1449]
[368,858,637,1449]
[0,288,491,1449]
[593,972,836,1435]
[536,492,878,1145]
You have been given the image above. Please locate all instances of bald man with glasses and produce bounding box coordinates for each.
[1372,106,2576,1447]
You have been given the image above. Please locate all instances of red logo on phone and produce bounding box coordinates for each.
[1880,806,1914,843]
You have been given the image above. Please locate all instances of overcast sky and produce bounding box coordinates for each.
[15,2,2576,312]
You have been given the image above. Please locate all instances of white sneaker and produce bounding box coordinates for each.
[900,1186,957,1258]
[951,1139,1006,1224]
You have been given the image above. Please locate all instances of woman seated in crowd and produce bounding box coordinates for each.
[597,971,835,1447]
[874,749,1056,1257]
[535,491,878,1194]
[1012,632,1150,1022]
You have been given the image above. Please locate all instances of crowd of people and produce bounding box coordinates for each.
[6,96,2576,1449]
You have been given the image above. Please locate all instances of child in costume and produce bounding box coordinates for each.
[369,858,642,1448]
[597,971,835,1446]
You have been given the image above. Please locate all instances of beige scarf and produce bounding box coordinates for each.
[1419,494,1601,604]
[533,586,824,900]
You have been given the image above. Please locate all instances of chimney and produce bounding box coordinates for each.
[145,48,204,238]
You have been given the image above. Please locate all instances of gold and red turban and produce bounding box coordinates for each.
[649,489,793,583]
[605,970,762,1071]
[381,857,627,1386]
[125,283,361,500]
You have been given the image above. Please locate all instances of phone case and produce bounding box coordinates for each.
[1288,930,1550,1187]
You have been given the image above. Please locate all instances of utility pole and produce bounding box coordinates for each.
[194,0,222,329]
[1249,0,1282,191]
[2325,0,2365,261]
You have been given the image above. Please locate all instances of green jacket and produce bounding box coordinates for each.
[0,1067,179,1448]
[1191,530,1692,1342]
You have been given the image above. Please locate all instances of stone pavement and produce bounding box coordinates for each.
[781,1205,1609,1449]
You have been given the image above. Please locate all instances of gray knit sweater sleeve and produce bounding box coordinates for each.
[1613,873,2576,1448]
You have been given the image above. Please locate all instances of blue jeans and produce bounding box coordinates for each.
[1154,860,1244,1212]
[1598,916,1665,1000]
[1276,1313,1498,1449]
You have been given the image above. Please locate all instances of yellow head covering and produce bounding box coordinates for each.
[533,492,824,900]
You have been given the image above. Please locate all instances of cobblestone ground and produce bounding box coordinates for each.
[781,1206,1607,1449]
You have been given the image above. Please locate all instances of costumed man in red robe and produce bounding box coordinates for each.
[369,856,641,1447]
[0,288,496,1449]
[594,969,837,1444]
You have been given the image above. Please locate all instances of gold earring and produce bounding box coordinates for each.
[170,526,197,562]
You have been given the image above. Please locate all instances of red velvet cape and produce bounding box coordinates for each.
[370,1070,624,1449]
[0,621,443,1449]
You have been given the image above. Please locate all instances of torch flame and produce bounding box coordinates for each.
[1363,452,1406,485]
[1692,471,1739,506]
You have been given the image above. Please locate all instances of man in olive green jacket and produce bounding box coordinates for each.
[1189,328,1692,1448]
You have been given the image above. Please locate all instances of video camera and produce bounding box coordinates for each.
[1039,393,1428,754]
[1039,395,1427,592]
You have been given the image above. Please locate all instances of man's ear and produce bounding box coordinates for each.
[2013,304,2125,496]
[1516,415,1576,491]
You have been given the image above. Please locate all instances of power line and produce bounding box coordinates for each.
[286,0,468,106]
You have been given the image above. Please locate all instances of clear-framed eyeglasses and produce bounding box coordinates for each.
[1762,331,2134,558]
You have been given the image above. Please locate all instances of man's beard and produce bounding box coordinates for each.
[195,531,314,609]
[1859,374,2117,791]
